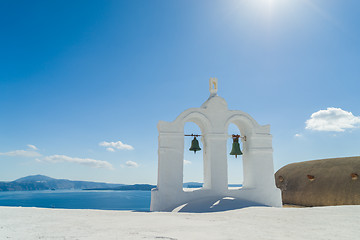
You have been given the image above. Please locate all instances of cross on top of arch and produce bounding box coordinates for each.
[209,78,218,95]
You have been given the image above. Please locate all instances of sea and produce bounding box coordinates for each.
[0,190,151,211]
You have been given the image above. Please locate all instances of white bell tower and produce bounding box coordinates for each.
[150,79,282,212]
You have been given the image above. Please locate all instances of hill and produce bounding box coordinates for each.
[0,175,124,191]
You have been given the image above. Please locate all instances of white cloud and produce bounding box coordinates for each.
[294,133,302,138]
[27,144,38,150]
[125,160,139,168]
[39,155,113,169]
[106,147,115,152]
[305,107,360,132]
[184,160,192,165]
[0,150,42,157]
[99,141,134,151]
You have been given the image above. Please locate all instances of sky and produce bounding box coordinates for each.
[1,0,359,184]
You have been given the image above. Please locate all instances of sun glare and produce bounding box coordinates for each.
[261,0,275,8]
[238,0,337,26]
[227,0,338,31]
[232,0,290,20]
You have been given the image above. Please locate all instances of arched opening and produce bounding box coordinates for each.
[183,122,204,191]
[227,123,243,189]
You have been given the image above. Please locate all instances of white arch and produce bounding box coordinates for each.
[225,111,262,133]
[175,110,212,135]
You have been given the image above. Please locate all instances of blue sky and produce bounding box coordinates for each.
[1,0,359,184]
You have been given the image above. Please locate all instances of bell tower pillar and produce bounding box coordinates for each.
[202,133,228,193]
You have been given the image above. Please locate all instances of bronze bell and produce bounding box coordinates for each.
[230,137,242,158]
[189,137,201,154]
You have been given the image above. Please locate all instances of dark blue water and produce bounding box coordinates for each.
[0,190,151,211]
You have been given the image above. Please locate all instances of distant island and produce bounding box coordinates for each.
[0,175,155,192]
[0,175,242,192]
[84,184,156,191]
[182,182,243,188]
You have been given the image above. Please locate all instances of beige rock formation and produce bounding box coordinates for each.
[275,156,360,206]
